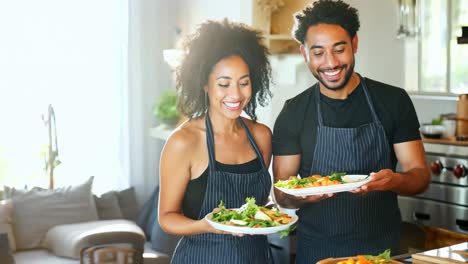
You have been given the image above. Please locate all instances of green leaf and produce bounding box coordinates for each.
[364,249,391,261]
[328,171,346,182]
[278,224,296,238]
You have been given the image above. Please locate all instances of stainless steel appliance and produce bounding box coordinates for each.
[398,142,468,234]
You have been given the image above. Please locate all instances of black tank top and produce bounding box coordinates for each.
[182,158,262,219]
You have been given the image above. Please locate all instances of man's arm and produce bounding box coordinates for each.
[273,154,329,208]
[355,140,430,195]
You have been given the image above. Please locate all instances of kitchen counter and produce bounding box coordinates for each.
[393,242,468,263]
[423,137,468,147]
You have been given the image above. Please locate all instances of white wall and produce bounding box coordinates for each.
[177,0,253,36]
[348,0,405,87]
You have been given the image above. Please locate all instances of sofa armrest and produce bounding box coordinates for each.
[42,219,145,262]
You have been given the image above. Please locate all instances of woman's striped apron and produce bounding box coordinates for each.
[171,113,273,264]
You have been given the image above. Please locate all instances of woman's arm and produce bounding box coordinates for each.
[158,129,219,236]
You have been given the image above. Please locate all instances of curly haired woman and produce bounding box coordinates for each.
[158,19,274,264]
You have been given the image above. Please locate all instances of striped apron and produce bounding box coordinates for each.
[296,78,401,264]
[171,113,273,264]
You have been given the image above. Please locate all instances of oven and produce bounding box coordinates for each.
[398,142,468,234]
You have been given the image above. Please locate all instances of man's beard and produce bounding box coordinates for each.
[312,58,355,91]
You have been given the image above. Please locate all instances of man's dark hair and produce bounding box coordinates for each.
[293,0,360,44]
[175,19,272,121]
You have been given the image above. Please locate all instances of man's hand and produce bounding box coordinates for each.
[350,169,403,194]
[282,192,335,206]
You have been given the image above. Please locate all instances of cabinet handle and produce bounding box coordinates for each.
[456,219,468,231]
[414,212,431,220]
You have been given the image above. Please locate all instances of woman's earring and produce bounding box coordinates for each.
[204,92,209,112]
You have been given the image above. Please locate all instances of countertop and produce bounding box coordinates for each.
[393,242,468,263]
[423,137,468,146]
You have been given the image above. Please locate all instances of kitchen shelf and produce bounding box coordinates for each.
[252,0,308,54]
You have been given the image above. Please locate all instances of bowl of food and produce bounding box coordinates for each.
[420,124,445,139]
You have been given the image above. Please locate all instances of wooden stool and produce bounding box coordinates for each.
[80,245,137,264]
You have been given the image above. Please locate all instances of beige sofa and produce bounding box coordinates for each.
[0,177,170,264]
[12,219,169,264]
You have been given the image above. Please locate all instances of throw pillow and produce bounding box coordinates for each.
[136,186,159,238]
[150,214,180,256]
[0,233,15,264]
[7,176,99,250]
[0,200,16,252]
[140,186,180,256]
[115,187,139,222]
[94,191,123,220]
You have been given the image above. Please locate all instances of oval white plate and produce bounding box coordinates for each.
[274,174,370,196]
[205,211,298,235]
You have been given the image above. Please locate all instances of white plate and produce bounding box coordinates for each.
[274,174,370,196]
[205,211,298,235]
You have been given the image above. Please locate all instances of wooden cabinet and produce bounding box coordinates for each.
[252,0,311,53]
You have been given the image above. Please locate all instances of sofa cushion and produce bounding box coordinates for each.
[94,191,123,220]
[13,246,169,264]
[0,233,15,264]
[116,187,139,222]
[143,242,170,264]
[0,200,16,252]
[42,219,145,260]
[13,249,78,264]
[138,186,179,256]
[6,177,99,250]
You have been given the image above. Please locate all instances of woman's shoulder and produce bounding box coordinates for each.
[165,118,205,152]
[241,117,272,139]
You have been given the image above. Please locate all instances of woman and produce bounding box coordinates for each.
[158,19,273,264]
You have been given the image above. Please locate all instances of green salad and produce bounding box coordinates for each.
[274,172,347,189]
[211,197,295,237]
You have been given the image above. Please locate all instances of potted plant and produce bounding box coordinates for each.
[153,90,180,126]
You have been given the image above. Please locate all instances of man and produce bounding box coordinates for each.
[272,1,430,263]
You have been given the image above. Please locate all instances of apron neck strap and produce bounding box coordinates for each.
[205,113,216,173]
[238,118,267,171]
[205,113,266,172]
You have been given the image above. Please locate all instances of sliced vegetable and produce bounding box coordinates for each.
[254,210,272,221]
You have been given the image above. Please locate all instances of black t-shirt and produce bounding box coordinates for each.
[272,77,421,178]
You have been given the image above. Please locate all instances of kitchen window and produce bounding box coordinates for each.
[405,0,468,95]
[0,0,128,194]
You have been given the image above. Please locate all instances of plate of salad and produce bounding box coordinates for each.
[274,172,371,196]
[316,249,402,264]
[205,197,298,235]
